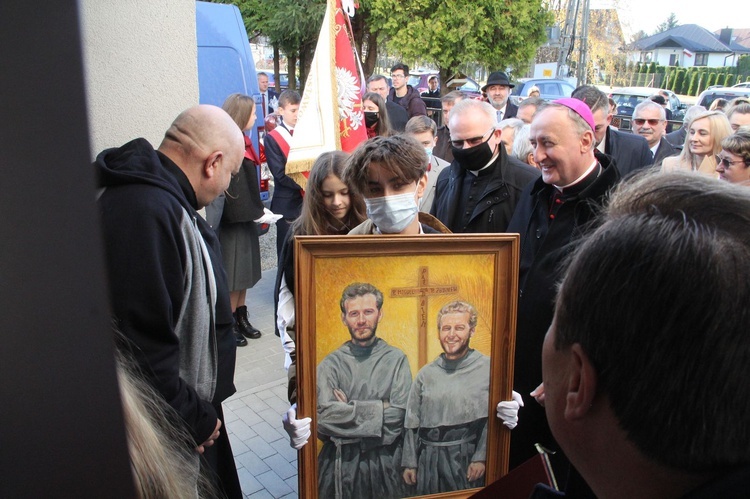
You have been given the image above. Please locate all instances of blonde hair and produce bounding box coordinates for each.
[679,111,732,170]
[117,352,212,498]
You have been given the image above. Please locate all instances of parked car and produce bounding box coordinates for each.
[407,72,483,98]
[510,78,576,104]
[697,86,750,109]
[609,86,685,120]
[266,71,299,90]
[733,82,750,89]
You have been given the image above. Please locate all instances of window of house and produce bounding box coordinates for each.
[695,53,709,66]
[669,54,678,66]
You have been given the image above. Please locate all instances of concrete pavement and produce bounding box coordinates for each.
[223,266,300,499]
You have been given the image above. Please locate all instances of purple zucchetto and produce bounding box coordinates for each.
[553,97,596,132]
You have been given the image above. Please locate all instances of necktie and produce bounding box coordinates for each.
[497,110,503,121]
[262,93,267,117]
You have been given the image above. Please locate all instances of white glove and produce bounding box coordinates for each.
[282,404,312,449]
[496,390,524,430]
[254,207,283,225]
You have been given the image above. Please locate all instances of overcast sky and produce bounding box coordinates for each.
[592,0,738,40]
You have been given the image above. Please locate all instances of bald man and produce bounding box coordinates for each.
[96,105,245,497]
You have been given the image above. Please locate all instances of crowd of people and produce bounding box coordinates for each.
[94,62,750,497]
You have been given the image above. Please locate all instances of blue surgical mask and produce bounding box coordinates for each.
[424,147,433,159]
[365,186,419,233]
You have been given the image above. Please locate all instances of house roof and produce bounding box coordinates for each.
[714,28,750,50]
[631,24,750,54]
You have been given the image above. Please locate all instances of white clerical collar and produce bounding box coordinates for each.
[554,160,598,191]
[596,132,606,154]
[469,150,500,176]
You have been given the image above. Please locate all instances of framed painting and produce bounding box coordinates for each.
[295,234,519,499]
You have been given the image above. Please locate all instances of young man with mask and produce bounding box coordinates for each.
[343,135,449,234]
[430,99,540,233]
[405,116,450,213]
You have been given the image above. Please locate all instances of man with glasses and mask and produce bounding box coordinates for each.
[632,100,678,166]
[506,99,619,486]
[388,63,427,119]
[430,99,539,233]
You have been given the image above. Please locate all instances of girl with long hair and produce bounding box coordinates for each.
[362,91,393,138]
[274,151,366,402]
[219,93,267,345]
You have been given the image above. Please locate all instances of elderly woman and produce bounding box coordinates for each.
[716,128,750,185]
[498,117,525,156]
[511,124,537,168]
[662,110,732,177]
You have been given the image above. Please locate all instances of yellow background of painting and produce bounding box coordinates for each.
[313,253,496,377]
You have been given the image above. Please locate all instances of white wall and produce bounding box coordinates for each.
[79,0,199,157]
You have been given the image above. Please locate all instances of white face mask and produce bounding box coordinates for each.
[365,186,419,233]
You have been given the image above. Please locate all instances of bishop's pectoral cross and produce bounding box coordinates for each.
[390,266,458,368]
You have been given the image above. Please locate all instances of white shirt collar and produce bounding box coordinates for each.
[554,160,599,191]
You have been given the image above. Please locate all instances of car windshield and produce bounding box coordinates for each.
[408,76,421,87]
[611,93,647,108]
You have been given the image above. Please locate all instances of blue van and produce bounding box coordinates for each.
[195,1,269,203]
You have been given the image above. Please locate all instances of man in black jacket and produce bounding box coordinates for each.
[506,99,619,482]
[632,100,679,166]
[431,99,539,233]
[97,105,245,498]
[388,63,427,119]
[572,85,652,178]
[483,71,518,121]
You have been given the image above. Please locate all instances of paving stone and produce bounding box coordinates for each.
[256,470,294,498]
[245,434,278,459]
[228,433,250,456]
[233,405,266,426]
[237,467,264,496]
[230,419,258,441]
[283,476,299,495]
[252,420,286,444]
[269,437,299,463]
[264,453,297,480]
[225,396,248,410]
[235,449,271,476]
[247,489,275,499]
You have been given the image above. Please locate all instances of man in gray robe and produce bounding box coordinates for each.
[402,301,490,495]
[317,283,413,499]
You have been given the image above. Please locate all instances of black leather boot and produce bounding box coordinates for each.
[234,323,248,347]
[235,305,261,339]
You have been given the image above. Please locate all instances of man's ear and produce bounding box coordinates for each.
[204,151,223,178]
[564,343,597,420]
[416,174,428,199]
[580,130,595,153]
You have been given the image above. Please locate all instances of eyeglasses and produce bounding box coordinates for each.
[716,155,748,168]
[632,118,663,126]
[390,73,406,79]
[451,128,495,148]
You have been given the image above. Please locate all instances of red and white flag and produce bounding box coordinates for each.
[285,0,368,189]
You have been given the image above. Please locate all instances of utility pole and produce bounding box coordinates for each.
[577,0,591,84]
[557,0,578,78]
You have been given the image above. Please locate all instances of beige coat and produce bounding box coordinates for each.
[661,154,718,177]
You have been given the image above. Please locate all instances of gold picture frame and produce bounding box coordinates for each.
[295,234,519,499]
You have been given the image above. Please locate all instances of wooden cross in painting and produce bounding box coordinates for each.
[390,266,458,368]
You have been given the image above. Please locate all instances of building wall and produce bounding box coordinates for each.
[79,1,199,157]
[629,49,734,69]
